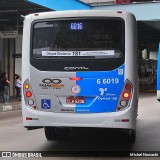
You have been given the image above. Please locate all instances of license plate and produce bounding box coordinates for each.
[66,97,85,104]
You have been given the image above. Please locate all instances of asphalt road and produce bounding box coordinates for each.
[0,92,160,159]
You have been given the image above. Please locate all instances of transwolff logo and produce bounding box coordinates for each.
[64,66,89,70]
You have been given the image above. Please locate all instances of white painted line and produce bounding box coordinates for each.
[2,105,13,112]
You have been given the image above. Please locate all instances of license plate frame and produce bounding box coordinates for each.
[66,97,85,104]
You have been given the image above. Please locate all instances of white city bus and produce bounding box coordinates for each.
[22,10,138,142]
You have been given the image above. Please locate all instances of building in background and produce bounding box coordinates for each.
[0,0,51,96]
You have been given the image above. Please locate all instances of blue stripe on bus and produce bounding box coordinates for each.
[157,43,160,90]
[75,65,125,113]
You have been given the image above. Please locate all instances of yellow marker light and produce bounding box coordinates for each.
[25,84,30,89]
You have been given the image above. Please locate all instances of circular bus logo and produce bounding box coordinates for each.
[71,85,81,94]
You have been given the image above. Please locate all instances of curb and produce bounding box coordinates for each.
[0,104,21,112]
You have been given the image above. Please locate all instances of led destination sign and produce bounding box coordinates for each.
[70,22,83,30]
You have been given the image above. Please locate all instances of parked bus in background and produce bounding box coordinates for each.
[22,10,138,142]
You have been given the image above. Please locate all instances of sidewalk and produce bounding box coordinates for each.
[0,96,21,112]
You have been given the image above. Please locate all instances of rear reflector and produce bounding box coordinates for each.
[115,119,130,122]
[33,106,37,110]
[117,107,121,111]
[122,119,129,122]
[26,117,32,120]
[26,117,39,120]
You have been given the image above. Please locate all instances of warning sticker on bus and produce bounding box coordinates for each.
[42,50,115,57]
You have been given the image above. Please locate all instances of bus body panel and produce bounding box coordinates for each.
[124,12,138,110]
[22,10,138,130]
[22,104,136,130]
[75,65,124,113]
[29,65,124,113]
[30,10,127,22]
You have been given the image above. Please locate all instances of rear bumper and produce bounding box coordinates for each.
[22,105,137,130]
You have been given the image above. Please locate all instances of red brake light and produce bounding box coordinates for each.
[125,83,131,90]
[70,77,82,81]
[26,91,32,97]
[34,13,39,16]
[122,92,130,99]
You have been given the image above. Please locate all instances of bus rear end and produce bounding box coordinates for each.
[22,10,138,141]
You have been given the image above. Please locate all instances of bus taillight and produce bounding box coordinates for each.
[26,91,32,97]
[125,83,131,90]
[116,79,133,111]
[34,13,39,16]
[122,92,130,99]
[69,77,82,81]
[23,79,37,110]
[25,84,30,89]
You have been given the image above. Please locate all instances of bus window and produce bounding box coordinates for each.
[32,19,124,59]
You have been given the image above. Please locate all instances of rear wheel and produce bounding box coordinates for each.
[44,127,70,141]
[120,129,136,144]
[44,127,56,140]
[126,129,136,143]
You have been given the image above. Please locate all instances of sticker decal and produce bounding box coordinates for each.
[118,69,123,75]
[75,65,125,113]
[39,78,64,89]
[41,99,51,109]
[99,88,107,96]
[42,50,115,57]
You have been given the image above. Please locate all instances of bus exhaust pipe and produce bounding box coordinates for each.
[25,127,43,130]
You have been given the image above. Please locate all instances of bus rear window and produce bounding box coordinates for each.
[32,18,124,59]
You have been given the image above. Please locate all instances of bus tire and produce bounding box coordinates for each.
[127,129,136,144]
[44,127,70,141]
[44,127,56,141]
[55,127,70,140]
